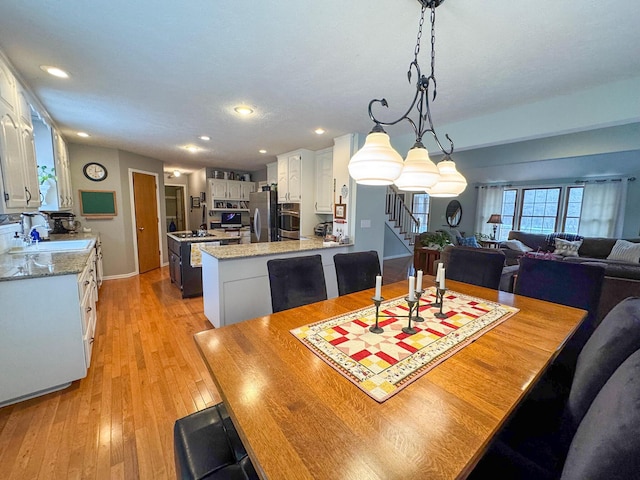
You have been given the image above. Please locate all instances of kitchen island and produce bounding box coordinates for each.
[200,237,352,328]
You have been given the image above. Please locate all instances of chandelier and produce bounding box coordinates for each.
[348,0,467,197]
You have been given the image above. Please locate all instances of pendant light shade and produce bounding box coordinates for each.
[394,146,440,191]
[348,130,404,185]
[425,158,467,197]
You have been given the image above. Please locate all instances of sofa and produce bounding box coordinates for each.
[500,230,640,322]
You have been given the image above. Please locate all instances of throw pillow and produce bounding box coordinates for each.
[459,236,480,248]
[503,239,533,252]
[607,239,640,263]
[554,238,582,257]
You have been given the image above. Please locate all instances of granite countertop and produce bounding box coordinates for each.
[200,237,351,260]
[0,233,97,282]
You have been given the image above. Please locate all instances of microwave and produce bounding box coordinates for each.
[278,203,300,240]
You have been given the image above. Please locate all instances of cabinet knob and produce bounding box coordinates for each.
[86,306,92,312]
[84,280,90,286]
[138,227,145,231]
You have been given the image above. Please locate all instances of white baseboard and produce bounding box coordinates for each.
[102,271,138,281]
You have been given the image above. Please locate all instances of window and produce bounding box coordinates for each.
[564,187,583,234]
[500,185,585,235]
[499,189,517,241]
[520,188,560,234]
[412,193,430,232]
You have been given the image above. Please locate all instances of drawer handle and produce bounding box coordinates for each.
[84,280,90,286]
[86,306,92,312]
[90,337,94,344]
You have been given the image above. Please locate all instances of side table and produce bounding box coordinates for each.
[480,240,500,249]
[413,247,441,276]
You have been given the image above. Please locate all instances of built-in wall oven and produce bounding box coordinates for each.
[278,203,300,240]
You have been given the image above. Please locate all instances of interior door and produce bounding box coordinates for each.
[133,172,160,273]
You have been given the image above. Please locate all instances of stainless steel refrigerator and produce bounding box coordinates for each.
[250,190,279,242]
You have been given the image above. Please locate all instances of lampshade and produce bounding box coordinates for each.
[394,145,440,191]
[348,130,404,185]
[425,159,467,197]
[487,214,503,224]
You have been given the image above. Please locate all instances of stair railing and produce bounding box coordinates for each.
[385,186,421,245]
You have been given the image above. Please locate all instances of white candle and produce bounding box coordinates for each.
[440,268,446,290]
[436,263,443,283]
[374,275,382,299]
[416,270,423,292]
[408,276,416,301]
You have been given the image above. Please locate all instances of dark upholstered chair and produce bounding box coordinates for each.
[334,250,381,296]
[515,256,605,380]
[445,246,506,290]
[470,349,640,480]
[267,254,327,312]
[494,296,640,473]
[174,402,259,480]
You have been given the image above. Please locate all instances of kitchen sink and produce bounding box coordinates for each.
[8,239,94,254]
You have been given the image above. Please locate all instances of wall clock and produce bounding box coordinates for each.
[83,162,108,181]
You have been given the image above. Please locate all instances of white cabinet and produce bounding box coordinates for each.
[241,181,256,201]
[53,131,73,209]
[0,59,40,213]
[209,178,255,204]
[0,244,100,406]
[277,153,304,202]
[266,161,277,186]
[315,147,333,214]
[226,180,242,200]
[276,149,318,237]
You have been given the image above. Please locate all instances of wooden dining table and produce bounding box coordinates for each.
[194,279,586,479]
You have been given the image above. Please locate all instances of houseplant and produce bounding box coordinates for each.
[419,231,451,251]
[38,165,56,205]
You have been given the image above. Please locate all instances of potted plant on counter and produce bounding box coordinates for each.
[38,165,56,205]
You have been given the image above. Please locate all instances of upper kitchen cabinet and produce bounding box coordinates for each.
[266,161,277,187]
[53,131,73,209]
[314,147,333,214]
[277,150,315,203]
[209,178,255,207]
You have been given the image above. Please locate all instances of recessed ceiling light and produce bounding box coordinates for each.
[184,145,199,153]
[77,131,90,137]
[199,135,210,141]
[315,128,325,135]
[40,65,69,78]
[173,170,181,177]
[259,149,267,154]
[234,105,254,116]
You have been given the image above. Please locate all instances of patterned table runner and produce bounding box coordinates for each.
[290,287,519,402]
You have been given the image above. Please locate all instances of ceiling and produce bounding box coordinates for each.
[0,0,638,175]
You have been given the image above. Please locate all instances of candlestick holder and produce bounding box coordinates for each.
[412,289,425,323]
[402,297,418,335]
[369,296,385,334]
[429,281,442,308]
[434,288,448,319]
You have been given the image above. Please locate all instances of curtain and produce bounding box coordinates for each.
[475,186,505,237]
[578,180,627,237]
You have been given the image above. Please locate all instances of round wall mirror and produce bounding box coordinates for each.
[446,200,462,227]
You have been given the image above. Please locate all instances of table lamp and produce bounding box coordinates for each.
[487,214,503,240]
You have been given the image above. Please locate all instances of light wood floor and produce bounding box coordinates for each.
[0,267,220,480]
[0,256,412,479]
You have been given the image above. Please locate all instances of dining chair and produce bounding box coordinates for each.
[470,348,640,480]
[494,296,640,471]
[514,256,606,382]
[333,250,381,296]
[445,246,506,290]
[267,254,327,312]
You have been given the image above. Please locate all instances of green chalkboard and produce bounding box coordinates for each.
[79,190,117,216]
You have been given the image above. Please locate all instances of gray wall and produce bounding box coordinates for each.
[187,168,207,230]
[69,144,166,277]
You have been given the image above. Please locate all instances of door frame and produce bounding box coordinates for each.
[165,182,189,231]
[128,168,164,274]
